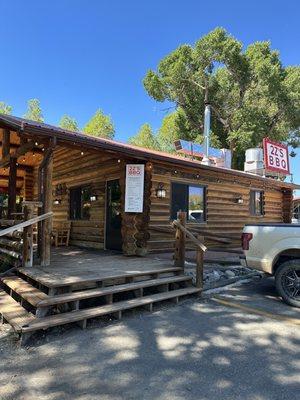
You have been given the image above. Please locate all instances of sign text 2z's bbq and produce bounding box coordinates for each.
[263,138,290,175]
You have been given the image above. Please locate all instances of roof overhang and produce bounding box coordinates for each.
[0,113,298,191]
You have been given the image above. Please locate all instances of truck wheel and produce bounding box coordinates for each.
[275,260,300,308]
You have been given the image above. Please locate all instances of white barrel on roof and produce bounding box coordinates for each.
[245,148,263,163]
[244,148,264,175]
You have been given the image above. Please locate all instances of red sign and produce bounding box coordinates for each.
[263,138,290,175]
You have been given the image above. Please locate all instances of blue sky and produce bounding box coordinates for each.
[0,0,299,185]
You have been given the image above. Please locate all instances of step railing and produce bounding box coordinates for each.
[0,202,52,268]
[171,212,206,290]
[149,211,234,290]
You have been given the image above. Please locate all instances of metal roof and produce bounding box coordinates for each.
[0,113,298,190]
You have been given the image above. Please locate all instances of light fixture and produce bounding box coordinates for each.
[235,195,243,204]
[53,199,61,205]
[35,142,39,146]
[81,151,84,155]
[156,183,166,199]
[117,159,121,163]
[90,195,98,202]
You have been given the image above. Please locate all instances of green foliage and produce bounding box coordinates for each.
[83,109,115,139]
[59,115,79,131]
[24,99,44,122]
[0,102,12,115]
[157,110,183,152]
[129,123,159,150]
[143,27,300,169]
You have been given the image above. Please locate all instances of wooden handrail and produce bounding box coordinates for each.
[172,220,207,252]
[170,212,206,290]
[0,212,53,237]
[148,225,232,245]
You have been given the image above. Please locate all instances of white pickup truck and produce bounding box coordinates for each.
[241,223,300,308]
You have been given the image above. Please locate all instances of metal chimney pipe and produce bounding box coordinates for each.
[203,103,211,157]
[202,103,212,165]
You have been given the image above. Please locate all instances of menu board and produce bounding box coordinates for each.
[124,164,144,213]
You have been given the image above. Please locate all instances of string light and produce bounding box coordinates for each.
[81,151,84,155]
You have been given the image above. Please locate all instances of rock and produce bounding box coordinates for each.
[225,270,236,278]
[206,270,221,281]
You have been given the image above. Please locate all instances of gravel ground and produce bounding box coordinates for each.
[0,278,299,400]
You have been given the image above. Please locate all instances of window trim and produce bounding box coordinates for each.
[69,185,92,221]
[170,181,207,223]
[250,189,264,217]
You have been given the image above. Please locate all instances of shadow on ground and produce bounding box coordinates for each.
[0,288,299,400]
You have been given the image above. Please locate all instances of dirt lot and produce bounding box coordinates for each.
[1,277,300,400]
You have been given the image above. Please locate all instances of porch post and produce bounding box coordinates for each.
[2,129,10,158]
[38,139,55,266]
[8,156,17,219]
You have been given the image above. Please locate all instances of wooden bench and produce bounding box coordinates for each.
[52,222,71,247]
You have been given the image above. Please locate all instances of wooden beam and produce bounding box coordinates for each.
[40,155,53,267]
[0,141,44,154]
[174,211,186,269]
[2,129,10,159]
[38,138,56,267]
[172,219,207,252]
[7,157,17,219]
[0,140,37,169]
[0,212,53,237]
[22,205,35,267]
[195,235,204,290]
[0,174,23,182]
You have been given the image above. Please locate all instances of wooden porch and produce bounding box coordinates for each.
[0,246,201,343]
[18,246,184,291]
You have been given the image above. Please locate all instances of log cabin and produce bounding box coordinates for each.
[0,114,297,261]
[0,114,299,340]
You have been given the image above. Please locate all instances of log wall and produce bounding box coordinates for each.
[148,162,291,252]
[31,147,293,254]
[50,146,123,249]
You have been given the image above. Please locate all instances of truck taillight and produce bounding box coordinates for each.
[242,233,253,250]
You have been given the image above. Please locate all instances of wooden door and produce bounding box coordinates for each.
[105,179,122,251]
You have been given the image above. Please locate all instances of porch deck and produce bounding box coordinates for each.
[18,247,178,290]
[0,247,199,341]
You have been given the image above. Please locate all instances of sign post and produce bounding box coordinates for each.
[263,138,290,175]
[124,164,144,213]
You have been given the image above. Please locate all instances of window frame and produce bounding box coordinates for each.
[69,185,92,221]
[250,190,264,216]
[170,182,207,223]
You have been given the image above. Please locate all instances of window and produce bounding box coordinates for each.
[250,190,264,216]
[171,183,206,222]
[69,186,91,220]
[0,195,23,219]
[293,204,300,221]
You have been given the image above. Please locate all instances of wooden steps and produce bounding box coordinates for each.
[0,290,34,332]
[36,275,192,307]
[21,287,200,333]
[18,265,183,289]
[0,263,201,343]
[2,276,49,307]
